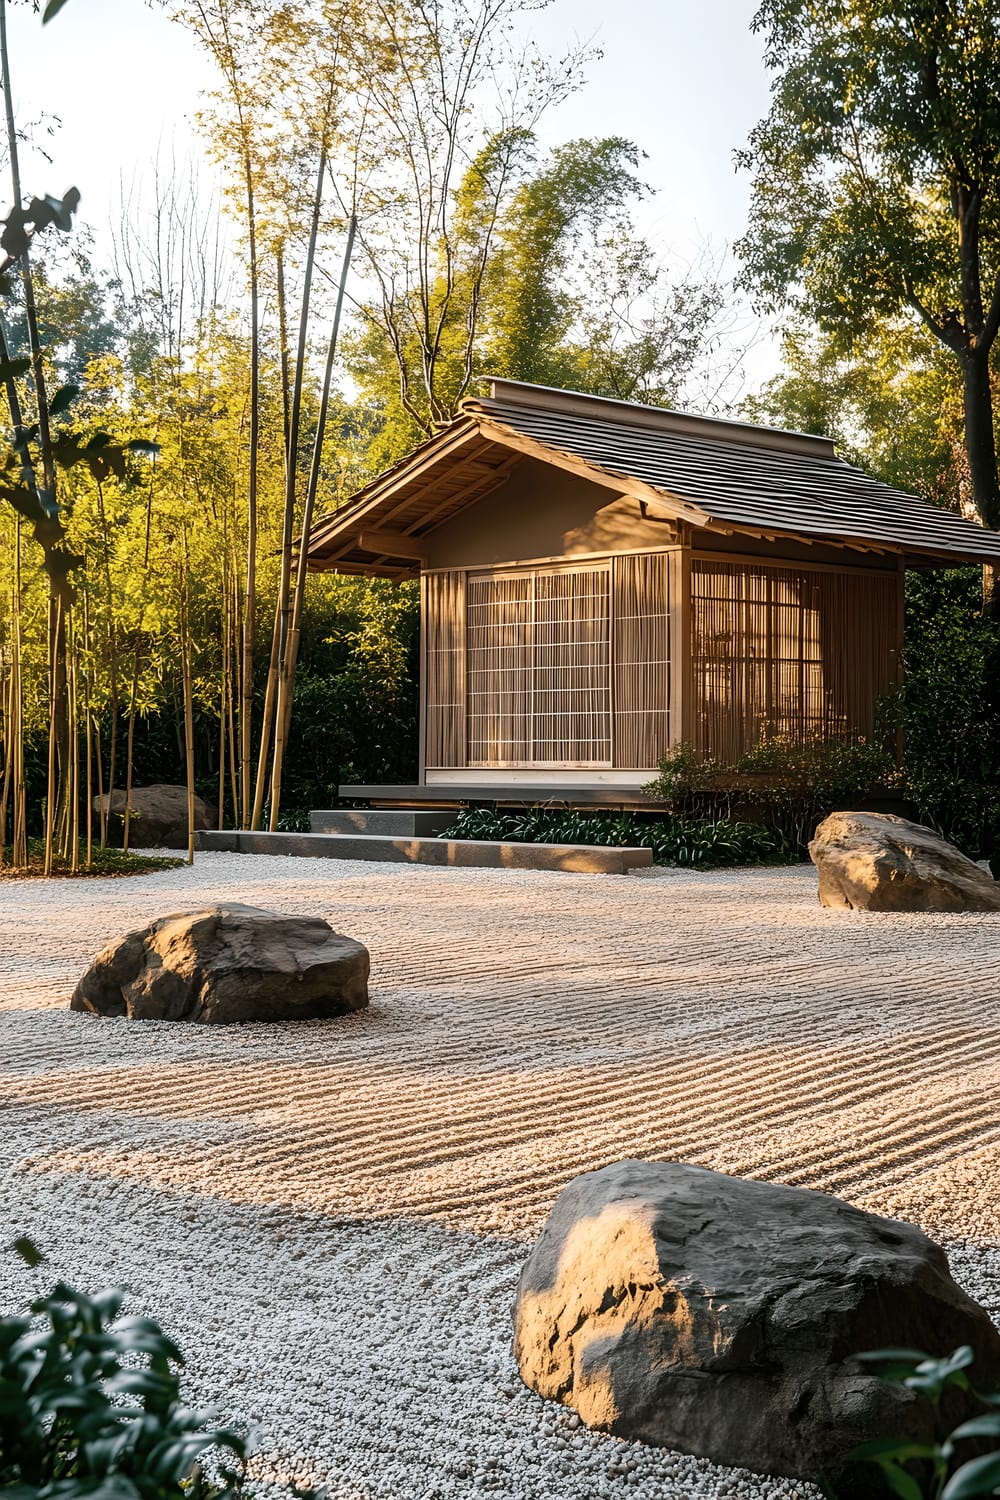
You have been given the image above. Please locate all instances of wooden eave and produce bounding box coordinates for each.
[306,419,521,577]
[305,413,712,578]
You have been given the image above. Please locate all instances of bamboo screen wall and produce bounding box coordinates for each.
[423,553,672,770]
[613,552,671,769]
[691,559,898,762]
[423,570,467,769]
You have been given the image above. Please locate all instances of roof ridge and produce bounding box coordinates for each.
[470,379,837,461]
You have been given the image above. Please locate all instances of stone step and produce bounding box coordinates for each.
[310,807,455,837]
[197,829,652,875]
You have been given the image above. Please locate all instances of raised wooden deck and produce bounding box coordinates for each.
[338,783,662,809]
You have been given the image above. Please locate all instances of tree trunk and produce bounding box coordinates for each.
[962,349,1000,530]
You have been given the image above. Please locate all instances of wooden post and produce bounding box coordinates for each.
[669,531,693,749]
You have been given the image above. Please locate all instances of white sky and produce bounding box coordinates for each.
[7,0,780,390]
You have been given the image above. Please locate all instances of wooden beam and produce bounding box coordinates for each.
[358,528,429,561]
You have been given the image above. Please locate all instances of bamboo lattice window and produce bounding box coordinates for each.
[467,565,612,767]
[692,559,898,761]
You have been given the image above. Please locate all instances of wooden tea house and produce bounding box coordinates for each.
[307,379,1000,806]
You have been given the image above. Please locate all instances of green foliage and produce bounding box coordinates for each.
[741,322,968,512]
[439,805,784,870]
[737,2,1000,343]
[263,577,419,819]
[1,190,80,263]
[346,132,737,470]
[646,736,896,855]
[0,1240,247,1500]
[0,841,185,879]
[736,0,1000,525]
[821,1346,1000,1500]
[899,569,1000,861]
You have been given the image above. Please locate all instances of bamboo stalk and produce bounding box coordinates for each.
[94,708,105,848]
[254,131,332,829]
[43,595,62,876]
[269,214,356,829]
[179,551,196,866]
[227,561,240,825]
[84,653,93,867]
[219,549,229,830]
[11,517,25,869]
[69,611,79,872]
[122,642,141,853]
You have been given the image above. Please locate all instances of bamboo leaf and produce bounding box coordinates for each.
[0,357,30,383]
[48,383,80,417]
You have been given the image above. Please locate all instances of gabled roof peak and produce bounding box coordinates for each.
[470,379,837,461]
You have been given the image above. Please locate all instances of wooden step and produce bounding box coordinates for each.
[310,808,454,837]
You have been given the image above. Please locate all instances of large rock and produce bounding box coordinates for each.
[93,784,216,849]
[514,1160,1000,1492]
[809,810,1000,912]
[71,904,369,1023]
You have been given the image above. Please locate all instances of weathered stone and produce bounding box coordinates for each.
[93,784,216,849]
[514,1160,1000,1492]
[809,810,1000,912]
[71,904,369,1023]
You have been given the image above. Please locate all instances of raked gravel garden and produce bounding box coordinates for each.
[3,851,1000,1500]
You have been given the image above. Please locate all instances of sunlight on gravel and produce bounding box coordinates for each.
[3,851,999,1499]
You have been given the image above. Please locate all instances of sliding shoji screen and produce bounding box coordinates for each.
[691,559,898,761]
[612,552,671,768]
[465,563,612,768]
[466,571,533,764]
[532,567,612,765]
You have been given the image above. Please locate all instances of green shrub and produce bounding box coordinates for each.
[821,1345,1000,1500]
[645,736,897,855]
[439,805,785,869]
[1,1239,247,1500]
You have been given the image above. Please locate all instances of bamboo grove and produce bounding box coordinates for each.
[0,0,763,869]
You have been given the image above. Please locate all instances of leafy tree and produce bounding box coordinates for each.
[481,137,730,406]
[341,0,585,445]
[737,0,1000,531]
[742,321,968,509]
[347,134,742,469]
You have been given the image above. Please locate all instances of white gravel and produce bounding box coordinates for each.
[2,852,1000,1500]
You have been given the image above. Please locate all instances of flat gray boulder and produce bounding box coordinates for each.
[514,1160,1000,1492]
[94,784,216,849]
[809,810,1000,912]
[71,904,369,1023]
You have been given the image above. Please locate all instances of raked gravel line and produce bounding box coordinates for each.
[2,853,1000,1500]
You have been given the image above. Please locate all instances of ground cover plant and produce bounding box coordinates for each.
[0,841,183,880]
[439,804,784,869]
[822,1346,1000,1500]
[0,1239,247,1500]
